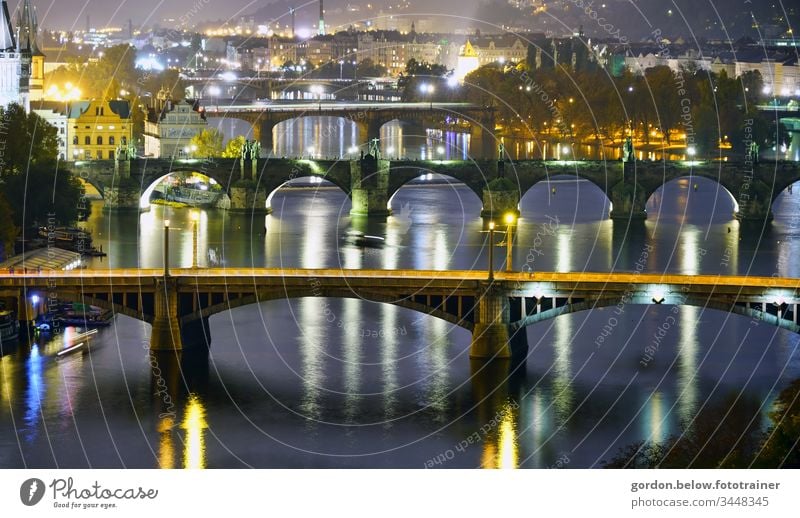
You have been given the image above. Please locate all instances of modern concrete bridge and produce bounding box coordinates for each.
[3,269,799,360]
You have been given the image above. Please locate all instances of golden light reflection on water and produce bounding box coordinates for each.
[181,394,207,469]
[676,306,699,424]
[481,402,520,469]
[646,391,666,446]
[299,298,325,422]
[158,416,176,469]
[343,297,362,422]
[552,316,574,421]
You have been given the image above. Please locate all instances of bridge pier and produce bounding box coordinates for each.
[103,184,141,211]
[609,176,648,220]
[151,278,182,351]
[229,182,268,213]
[254,121,274,155]
[735,180,774,221]
[481,177,520,220]
[350,155,390,217]
[470,284,512,360]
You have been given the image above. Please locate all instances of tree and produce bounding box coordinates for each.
[189,129,224,158]
[356,58,388,78]
[2,164,85,227]
[0,104,59,175]
[0,192,18,259]
[222,136,246,158]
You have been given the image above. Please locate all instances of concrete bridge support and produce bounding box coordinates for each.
[470,285,512,360]
[151,278,182,351]
[350,156,390,217]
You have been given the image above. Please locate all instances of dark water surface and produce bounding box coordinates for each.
[1,173,799,468]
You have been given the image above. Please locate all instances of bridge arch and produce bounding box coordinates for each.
[387,171,484,214]
[263,175,352,213]
[77,177,105,200]
[772,180,800,220]
[644,175,739,222]
[139,171,230,210]
[519,174,613,220]
[179,290,475,332]
[512,296,798,334]
[271,115,361,158]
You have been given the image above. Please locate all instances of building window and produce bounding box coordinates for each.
[109,136,115,146]
[109,150,115,159]
[121,136,127,145]
[97,136,103,145]
[73,136,78,145]
[85,136,91,145]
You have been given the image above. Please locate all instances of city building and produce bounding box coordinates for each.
[32,102,69,160]
[67,99,132,160]
[0,0,44,111]
[143,94,208,159]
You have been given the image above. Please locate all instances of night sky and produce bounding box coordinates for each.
[15,0,798,40]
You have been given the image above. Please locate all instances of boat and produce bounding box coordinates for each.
[164,185,222,208]
[0,309,19,343]
[57,329,98,357]
[42,302,113,329]
[343,230,385,248]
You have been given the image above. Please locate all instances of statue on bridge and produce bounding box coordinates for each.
[241,140,261,161]
[622,137,634,163]
[749,141,760,164]
[367,138,381,160]
[115,143,136,161]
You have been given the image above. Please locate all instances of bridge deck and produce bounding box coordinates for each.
[1,269,799,290]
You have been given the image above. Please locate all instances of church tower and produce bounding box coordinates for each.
[0,0,22,109]
[18,0,44,105]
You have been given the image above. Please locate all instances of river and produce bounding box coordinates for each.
[1,149,799,469]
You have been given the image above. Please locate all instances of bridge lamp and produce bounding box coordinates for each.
[190,212,200,269]
[504,213,516,272]
[436,146,445,156]
[687,146,697,157]
[348,146,359,155]
[487,221,496,281]
[306,145,316,157]
[31,295,40,306]
[163,220,171,277]
[386,146,395,157]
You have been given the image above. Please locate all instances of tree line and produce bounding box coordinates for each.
[0,105,84,260]
[403,59,776,157]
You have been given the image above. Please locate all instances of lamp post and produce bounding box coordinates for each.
[163,219,171,277]
[504,212,516,271]
[488,221,495,281]
[190,212,199,268]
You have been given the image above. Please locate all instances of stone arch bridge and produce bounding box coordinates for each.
[69,156,799,220]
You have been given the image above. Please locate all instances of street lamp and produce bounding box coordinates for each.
[190,212,199,268]
[419,82,435,109]
[487,221,496,281]
[504,212,516,271]
[163,219,171,277]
